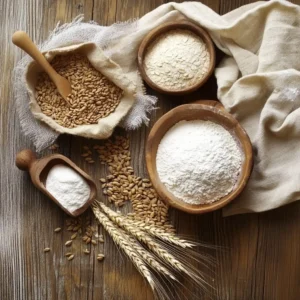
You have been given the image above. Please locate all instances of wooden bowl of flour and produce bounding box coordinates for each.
[146,100,253,214]
[138,21,215,95]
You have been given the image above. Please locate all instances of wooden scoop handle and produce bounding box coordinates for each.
[12,31,61,87]
[16,149,37,171]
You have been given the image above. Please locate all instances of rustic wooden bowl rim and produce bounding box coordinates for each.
[145,100,253,214]
[137,20,216,96]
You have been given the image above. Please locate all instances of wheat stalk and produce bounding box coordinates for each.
[94,201,211,293]
[93,202,175,280]
[132,219,195,248]
[96,201,192,275]
[100,202,195,248]
[92,205,155,290]
[127,235,177,281]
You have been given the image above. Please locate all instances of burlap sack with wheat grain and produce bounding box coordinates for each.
[25,42,136,139]
[14,19,157,152]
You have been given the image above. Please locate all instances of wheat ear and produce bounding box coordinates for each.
[92,205,155,291]
[133,220,195,248]
[127,235,177,281]
[100,202,195,248]
[97,202,192,275]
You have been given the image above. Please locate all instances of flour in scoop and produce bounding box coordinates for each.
[45,164,91,212]
[144,29,210,91]
[156,120,242,205]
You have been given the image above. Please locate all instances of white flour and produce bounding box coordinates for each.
[144,29,210,91]
[156,120,242,205]
[45,164,90,212]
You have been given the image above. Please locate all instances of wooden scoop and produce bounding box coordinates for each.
[12,31,72,101]
[16,149,96,217]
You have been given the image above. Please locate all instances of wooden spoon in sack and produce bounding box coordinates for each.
[12,31,72,102]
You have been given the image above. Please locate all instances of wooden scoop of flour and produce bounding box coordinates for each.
[16,149,96,217]
[12,31,72,102]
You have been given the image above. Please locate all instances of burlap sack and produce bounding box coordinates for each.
[25,42,136,139]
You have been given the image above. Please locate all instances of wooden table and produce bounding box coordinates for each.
[1,1,300,299]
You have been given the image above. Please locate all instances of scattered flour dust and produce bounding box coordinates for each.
[156,120,242,205]
[45,164,91,212]
[144,29,210,91]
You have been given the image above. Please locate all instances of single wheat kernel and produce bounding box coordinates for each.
[73,225,80,231]
[65,240,72,247]
[43,247,50,252]
[67,254,75,261]
[97,254,105,261]
[71,233,77,240]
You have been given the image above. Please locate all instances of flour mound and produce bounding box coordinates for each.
[144,29,210,91]
[45,164,91,212]
[156,120,242,205]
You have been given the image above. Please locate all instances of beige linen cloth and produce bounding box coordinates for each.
[126,0,300,216]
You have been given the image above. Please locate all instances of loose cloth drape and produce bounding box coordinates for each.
[15,0,300,215]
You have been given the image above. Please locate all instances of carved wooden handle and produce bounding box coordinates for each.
[16,149,37,171]
[12,31,72,101]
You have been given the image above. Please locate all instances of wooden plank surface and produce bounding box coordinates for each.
[1,0,300,300]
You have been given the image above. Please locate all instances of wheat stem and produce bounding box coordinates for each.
[96,201,191,275]
[127,235,177,281]
[92,205,155,291]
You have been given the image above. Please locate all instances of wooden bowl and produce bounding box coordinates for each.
[16,149,97,217]
[138,21,216,95]
[146,100,253,214]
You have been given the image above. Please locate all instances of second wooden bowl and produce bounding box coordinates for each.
[138,21,216,95]
[146,100,253,214]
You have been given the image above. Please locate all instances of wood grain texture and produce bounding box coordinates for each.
[1,1,300,300]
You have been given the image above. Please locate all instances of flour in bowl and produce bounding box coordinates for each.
[156,120,242,205]
[144,29,210,91]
